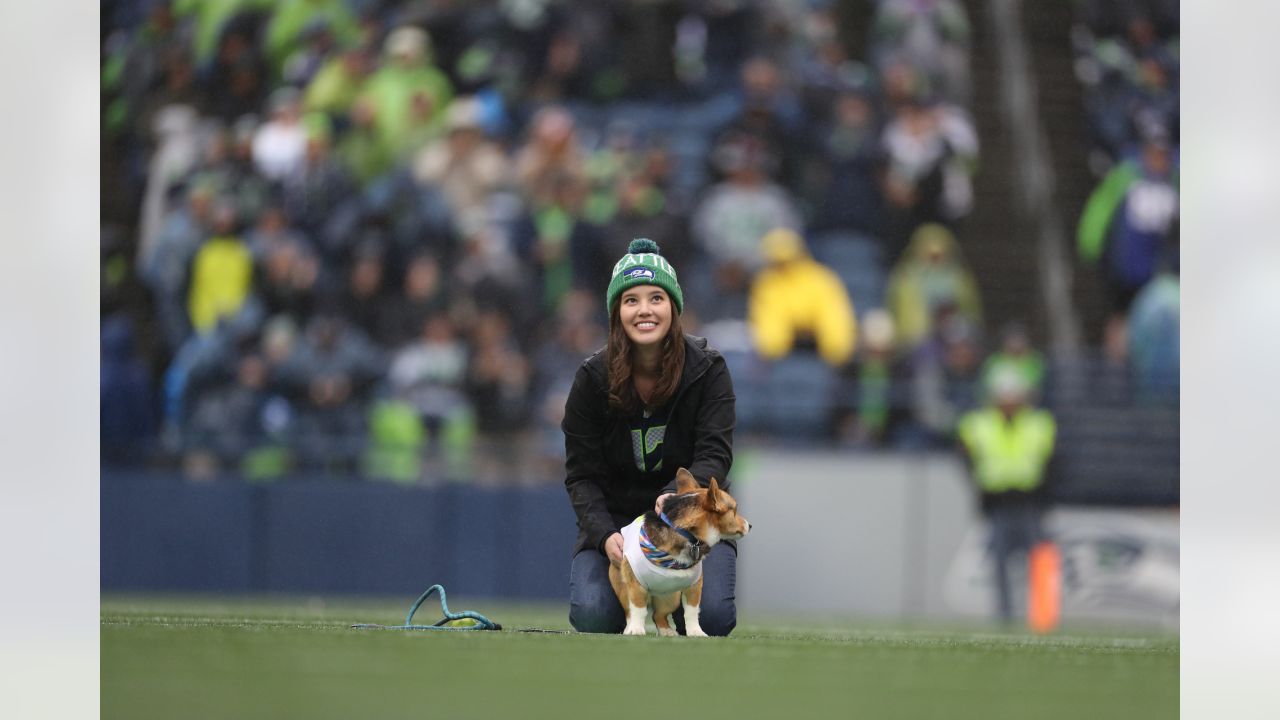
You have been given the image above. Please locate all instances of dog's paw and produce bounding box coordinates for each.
[685,625,708,637]
[622,625,647,636]
[657,626,678,637]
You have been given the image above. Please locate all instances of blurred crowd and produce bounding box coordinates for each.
[1072,0,1179,376]
[98,0,1175,484]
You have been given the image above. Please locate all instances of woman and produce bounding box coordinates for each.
[562,238,738,635]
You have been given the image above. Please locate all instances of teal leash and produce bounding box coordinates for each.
[351,584,502,631]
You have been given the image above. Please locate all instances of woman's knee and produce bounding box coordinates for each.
[569,551,623,633]
[697,600,737,637]
[569,595,623,634]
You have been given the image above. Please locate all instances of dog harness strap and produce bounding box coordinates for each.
[621,517,702,596]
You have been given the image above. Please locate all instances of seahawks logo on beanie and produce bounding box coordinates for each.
[605,238,684,315]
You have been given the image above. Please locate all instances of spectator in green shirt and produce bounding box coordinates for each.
[355,25,454,168]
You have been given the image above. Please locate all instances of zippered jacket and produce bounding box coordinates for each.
[563,335,735,555]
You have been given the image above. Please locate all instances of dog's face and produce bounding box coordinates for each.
[673,468,751,547]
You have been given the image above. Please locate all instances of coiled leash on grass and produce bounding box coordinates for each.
[351,584,501,631]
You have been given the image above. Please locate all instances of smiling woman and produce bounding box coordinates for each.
[617,284,674,411]
[561,238,739,636]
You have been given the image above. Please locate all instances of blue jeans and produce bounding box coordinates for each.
[568,542,738,636]
[987,504,1044,622]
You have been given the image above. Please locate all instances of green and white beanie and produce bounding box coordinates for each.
[605,238,683,315]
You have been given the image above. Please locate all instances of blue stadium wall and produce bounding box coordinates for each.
[102,442,1177,605]
[101,471,578,599]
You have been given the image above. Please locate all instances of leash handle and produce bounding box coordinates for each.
[404,584,499,630]
[404,584,445,626]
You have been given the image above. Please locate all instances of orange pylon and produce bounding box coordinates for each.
[1028,541,1061,633]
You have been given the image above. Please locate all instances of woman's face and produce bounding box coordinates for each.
[618,285,672,349]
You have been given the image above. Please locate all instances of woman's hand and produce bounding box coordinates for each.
[604,532,624,566]
[655,493,675,514]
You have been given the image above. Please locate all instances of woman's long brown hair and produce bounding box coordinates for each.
[605,297,685,414]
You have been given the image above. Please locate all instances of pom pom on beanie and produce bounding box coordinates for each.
[627,238,660,254]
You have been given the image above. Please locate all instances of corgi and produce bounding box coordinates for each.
[609,467,751,637]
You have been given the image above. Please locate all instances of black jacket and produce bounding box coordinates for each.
[563,334,736,555]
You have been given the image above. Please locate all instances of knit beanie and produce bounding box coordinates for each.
[605,238,684,315]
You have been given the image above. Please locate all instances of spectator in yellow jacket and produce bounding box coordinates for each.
[748,228,857,367]
[887,223,983,351]
[187,200,253,335]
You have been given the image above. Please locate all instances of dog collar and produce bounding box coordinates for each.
[659,510,704,553]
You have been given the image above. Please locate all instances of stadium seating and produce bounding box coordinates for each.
[809,230,888,318]
[1044,354,1179,505]
[760,353,839,440]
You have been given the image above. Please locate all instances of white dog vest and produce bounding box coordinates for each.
[620,516,702,596]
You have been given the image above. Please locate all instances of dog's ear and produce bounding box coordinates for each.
[703,477,726,513]
[675,467,699,494]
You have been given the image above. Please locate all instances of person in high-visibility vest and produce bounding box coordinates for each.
[957,367,1056,622]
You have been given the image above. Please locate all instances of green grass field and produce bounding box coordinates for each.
[102,595,1177,719]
